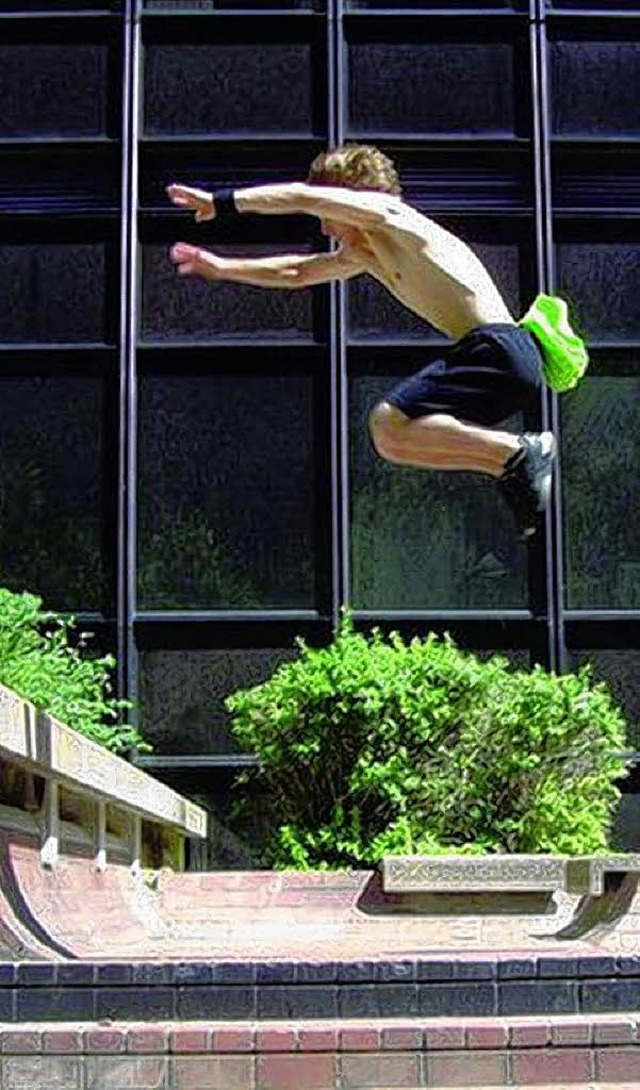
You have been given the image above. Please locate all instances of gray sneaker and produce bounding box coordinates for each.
[497,432,557,541]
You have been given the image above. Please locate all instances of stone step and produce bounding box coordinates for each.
[3,953,640,1023]
[0,1015,638,1089]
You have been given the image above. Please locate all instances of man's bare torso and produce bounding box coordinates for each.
[342,197,515,341]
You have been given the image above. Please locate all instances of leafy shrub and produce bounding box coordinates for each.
[0,587,149,756]
[226,617,628,867]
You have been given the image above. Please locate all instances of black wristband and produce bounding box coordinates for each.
[214,187,238,218]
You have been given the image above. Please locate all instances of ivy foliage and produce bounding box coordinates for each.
[0,588,149,756]
[226,617,628,868]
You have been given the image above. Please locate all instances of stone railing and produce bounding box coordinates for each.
[0,684,207,872]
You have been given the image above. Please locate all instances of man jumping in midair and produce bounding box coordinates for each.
[167,144,587,541]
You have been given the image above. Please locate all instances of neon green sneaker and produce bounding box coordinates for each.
[518,293,589,392]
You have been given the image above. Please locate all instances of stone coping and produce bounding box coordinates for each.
[2,953,638,986]
[382,855,640,897]
[0,1014,638,1053]
[0,684,206,838]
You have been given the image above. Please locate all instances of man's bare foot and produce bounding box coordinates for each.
[169,242,221,279]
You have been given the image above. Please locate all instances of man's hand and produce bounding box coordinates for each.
[170,242,224,279]
[166,184,215,223]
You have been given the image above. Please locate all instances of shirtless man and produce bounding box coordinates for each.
[167,144,560,540]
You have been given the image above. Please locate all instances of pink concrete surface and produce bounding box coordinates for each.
[1,832,637,961]
[0,838,61,960]
[2,835,161,957]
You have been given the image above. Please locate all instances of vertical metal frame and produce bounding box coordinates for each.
[528,0,560,671]
[535,0,568,673]
[117,0,141,714]
[327,0,350,625]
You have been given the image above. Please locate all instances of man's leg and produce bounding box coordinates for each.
[369,402,521,476]
[369,401,556,541]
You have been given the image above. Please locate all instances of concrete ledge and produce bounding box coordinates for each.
[0,684,206,840]
[0,683,206,872]
[381,854,640,897]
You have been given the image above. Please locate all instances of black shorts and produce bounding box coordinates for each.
[383,324,543,427]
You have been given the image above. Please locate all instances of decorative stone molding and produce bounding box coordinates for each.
[381,854,640,897]
[380,853,640,935]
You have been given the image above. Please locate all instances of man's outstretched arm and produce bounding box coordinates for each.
[170,242,366,288]
[234,183,390,228]
[167,182,392,229]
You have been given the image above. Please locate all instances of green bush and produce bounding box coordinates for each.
[0,587,149,756]
[226,618,628,868]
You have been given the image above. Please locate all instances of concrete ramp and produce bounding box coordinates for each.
[4,840,640,962]
[1,681,638,961]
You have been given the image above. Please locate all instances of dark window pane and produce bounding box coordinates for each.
[550,2,640,8]
[144,43,314,135]
[378,151,533,214]
[348,41,515,135]
[417,171,527,213]
[1,147,120,216]
[562,371,640,610]
[145,0,315,7]
[0,1,119,7]
[475,243,523,318]
[141,245,315,342]
[347,242,522,341]
[551,149,640,214]
[138,373,316,609]
[349,375,527,609]
[568,651,640,750]
[550,40,640,137]
[0,45,107,138]
[0,375,110,613]
[0,244,107,344]
[139,648,296,755]
[348,0,524,7]
[556,242,640,342]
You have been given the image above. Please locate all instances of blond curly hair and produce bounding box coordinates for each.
[306,143,402,196]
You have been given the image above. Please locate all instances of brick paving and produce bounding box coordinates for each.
[0,1016,638,1088]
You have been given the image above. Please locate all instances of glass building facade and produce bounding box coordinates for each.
[2,0,640,861]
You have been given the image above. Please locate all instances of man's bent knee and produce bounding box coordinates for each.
[369,400,411,462]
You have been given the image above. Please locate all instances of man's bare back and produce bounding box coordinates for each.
[341,195,514,339]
